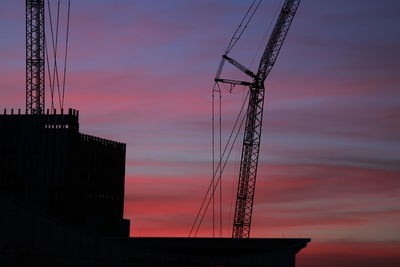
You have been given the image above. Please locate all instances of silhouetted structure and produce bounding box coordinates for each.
[26,0,45,114]
[212,0,302,238]
[0,108,129,237]
[0,108,310,266]
[0,198,310,267]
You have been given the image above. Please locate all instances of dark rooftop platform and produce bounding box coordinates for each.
[113,237,310,266]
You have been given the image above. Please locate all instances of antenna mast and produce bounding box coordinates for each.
[26,0,45,114]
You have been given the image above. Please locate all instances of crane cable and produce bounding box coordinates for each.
[54,0,62,110]
[211,83,217,237]
[45,41,54,111]
[61,0,71,110]
[227,90,247,235]
[189,0,263,238]
[46,0,71,112]
[46,0,57,112]
[189,90,249,237]
[225,0,263,54]
[249,0,284,71]
[192,92,249,237]
[216,0,262,236]
[211,82,223,238]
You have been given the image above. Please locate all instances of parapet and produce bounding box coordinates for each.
[80,133,126,151]
[2,108,79,117]
[1,108,80,131]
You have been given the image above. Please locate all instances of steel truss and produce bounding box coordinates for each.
[216,0,301,238]
[26,0,45,114]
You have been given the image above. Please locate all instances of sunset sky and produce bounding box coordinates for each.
[1,0,399,266]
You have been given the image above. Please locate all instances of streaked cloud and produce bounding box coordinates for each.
[1,0,400,265]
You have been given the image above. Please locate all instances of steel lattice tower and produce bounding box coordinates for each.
[231,0,301,238]
[26,0,45,114]
[215,0,301,238]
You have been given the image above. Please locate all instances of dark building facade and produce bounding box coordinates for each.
[0,108,310,267]
[0,108,129,237]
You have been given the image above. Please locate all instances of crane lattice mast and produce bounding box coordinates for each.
[215,0,301,238]
[26,0,45,114]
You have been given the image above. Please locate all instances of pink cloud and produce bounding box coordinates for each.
[123,163,400,239]
[298,241,400,267]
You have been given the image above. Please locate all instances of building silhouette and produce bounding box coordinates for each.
[0,108,129,237]
[0,108,310,266]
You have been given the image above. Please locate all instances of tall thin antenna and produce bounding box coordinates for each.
[26,0,45,114]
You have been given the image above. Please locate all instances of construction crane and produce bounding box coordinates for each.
[26,0,46,114]
[215,0,301,238]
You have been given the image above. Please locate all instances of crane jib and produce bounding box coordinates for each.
[232,0,301,239]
